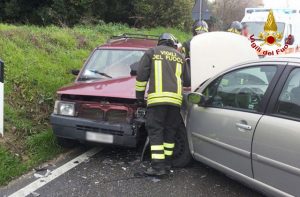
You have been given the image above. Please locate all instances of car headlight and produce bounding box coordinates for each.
[54,101,75,116]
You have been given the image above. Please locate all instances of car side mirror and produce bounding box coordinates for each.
[285,35,294,45]
[71,69,80,76]
[187,92,207,106]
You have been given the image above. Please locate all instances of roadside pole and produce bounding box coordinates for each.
[193,0,209,21]
[0,60,3,136]
[199,0,202,21]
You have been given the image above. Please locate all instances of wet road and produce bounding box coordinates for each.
[1,146,264,197]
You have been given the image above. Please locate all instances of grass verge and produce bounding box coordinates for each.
[0,130,61,185]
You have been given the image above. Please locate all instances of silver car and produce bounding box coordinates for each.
[184,56,300,197]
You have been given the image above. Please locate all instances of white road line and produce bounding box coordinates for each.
[9,147,102,197]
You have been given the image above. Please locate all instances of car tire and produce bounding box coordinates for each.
[172,123,192,168]
[56,137,78,148]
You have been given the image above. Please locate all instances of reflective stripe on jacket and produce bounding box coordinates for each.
[135,45,190,107]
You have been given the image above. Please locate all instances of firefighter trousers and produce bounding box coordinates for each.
[146,105,182,170]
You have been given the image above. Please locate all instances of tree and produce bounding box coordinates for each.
[0,0,198,28]
[132,0,194,29]
[210,0,263,30]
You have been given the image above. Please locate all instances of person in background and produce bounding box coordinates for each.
[227,21,243,35]
[135,33,190,176]
[242,23,249,37]
[181,20,209,65]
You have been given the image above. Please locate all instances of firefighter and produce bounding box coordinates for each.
[227,21,243,35]
[242,23,249,37]
[181,20,209,65]
[136,33,190,176]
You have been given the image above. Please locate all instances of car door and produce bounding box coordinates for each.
[187,63,283,177]
[252,65,300,196]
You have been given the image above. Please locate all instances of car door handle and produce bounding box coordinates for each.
[235,123,252,130]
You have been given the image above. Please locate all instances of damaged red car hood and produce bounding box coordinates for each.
[57,76,137,99]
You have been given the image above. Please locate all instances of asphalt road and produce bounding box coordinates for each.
[1,146,264,197]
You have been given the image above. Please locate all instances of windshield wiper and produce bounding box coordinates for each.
[89,70,112,78]
[78,76,102,81]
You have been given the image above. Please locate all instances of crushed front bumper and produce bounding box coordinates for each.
[50,114,141,147]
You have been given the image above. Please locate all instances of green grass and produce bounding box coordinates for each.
[0,23,190,185]
[0,130,61,185]
[0,146,27,185]
[26,130,62,166]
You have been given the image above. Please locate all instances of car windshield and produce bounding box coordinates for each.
[79,49,144,81]
[244,22,285,40]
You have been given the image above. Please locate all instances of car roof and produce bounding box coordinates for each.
[198,55,300,91]
[213,55,300,79]
[240,55,300,66]
[99,38,158,50]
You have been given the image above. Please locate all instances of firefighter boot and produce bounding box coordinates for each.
[144,161,167,176]
[144,167,167,176]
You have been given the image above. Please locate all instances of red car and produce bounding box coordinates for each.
[50,34,191,167]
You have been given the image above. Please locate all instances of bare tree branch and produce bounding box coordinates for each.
[211,0,263,30]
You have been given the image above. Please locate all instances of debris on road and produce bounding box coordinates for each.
[102,158,113,165]
[44,169,51,177]
[151,178,160,183]
[128,159,140,166]
[34,167,47,172]
[200,174,207,179]
[34,169,52,179]
[31,191,40,197]
[34,163,54,172]
[33,173,44,179]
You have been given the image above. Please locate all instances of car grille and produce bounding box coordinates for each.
[78,108,104,121]
[106,110,128,123]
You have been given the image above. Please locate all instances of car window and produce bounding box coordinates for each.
[275,68,300,119]
[203,66,277,112]
[80,49,144,80]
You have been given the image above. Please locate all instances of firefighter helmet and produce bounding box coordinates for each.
[228,21,243,34]
[157,33,178,48]
[192,20,209,36]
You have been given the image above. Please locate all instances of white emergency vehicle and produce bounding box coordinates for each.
[242,8,300,56]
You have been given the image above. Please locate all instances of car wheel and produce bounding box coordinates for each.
[172,123,192,168]
[56,137,78,148]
